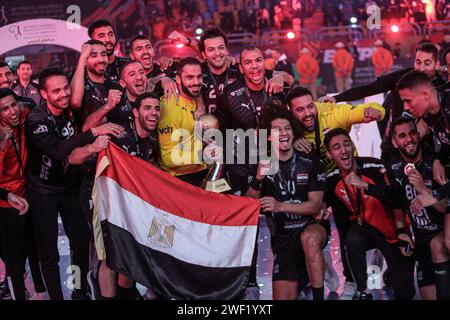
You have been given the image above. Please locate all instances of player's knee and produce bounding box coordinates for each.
[301,229,322,251]
[430,233,448,261]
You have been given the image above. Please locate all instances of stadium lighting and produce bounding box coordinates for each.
[350,17,358,24]
[391,24,400,33]
[176,43,184,48]
[195,27,203,35]
[287,31,295,39]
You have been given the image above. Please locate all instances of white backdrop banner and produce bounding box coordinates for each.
[0,18,89,55]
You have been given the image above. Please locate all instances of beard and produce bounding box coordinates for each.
[88,63,106,76]
[181,81,201,98]
[104,41,116,56]
[400,145,420,160]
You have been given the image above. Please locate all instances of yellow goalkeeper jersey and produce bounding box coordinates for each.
[158,96,207,176]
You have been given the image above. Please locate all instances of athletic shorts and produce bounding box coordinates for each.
[414,232,442,288]
[272,219,330,282]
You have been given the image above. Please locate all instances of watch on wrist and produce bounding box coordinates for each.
[432,189,442,201]
[249,176,262,191]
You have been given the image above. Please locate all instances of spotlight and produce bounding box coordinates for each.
[287,31,295,39]
[350,17,358,24]
[391,24,399,33]
[195,27,203,35]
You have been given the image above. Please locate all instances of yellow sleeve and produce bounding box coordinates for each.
[324,102,385,130]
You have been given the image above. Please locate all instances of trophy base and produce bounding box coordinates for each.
[205,179,231,193]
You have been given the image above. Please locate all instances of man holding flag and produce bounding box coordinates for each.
[91,92,260,299]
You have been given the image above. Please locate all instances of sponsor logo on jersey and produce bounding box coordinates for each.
[158,125,173,135]
[230,87,245,97]
[391,162,402,171]
[33,125,48,134]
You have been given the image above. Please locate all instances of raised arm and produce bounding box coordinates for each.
[70,44,92,110]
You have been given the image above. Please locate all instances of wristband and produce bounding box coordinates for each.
[396,227,406,235]
[432,189,444,201]
[249,176,262,191]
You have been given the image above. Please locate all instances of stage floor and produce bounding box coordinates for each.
[0,215,419,300]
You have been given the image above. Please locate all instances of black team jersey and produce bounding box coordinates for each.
[25,104,95,193]
[112,117,158,162]
[422,88,450,166]
[80,77,122,124]
[260,151,326,247]
[106,56,130,84]
[201,63,241,114]
[386,152,444,241]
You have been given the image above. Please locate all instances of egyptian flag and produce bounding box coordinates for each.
[92,143,260,300]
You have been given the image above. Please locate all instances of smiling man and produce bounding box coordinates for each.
[25,68,122,300]
[397,70,450,261]
[246,103,329,300]
[386,117,449,300]
[0,88,29,300]
[12,60,41,105]
[324,128,415,300]
[129,35,178,99]
[158,57,207,184]
[70,40,123,119]
[287,86,385,174]
[0,62,36,111]
[88,19,130,83]
[82,61,147,131]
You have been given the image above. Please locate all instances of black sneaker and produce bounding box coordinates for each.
[87,270,101,300]
[71,289,90,300]
[116,286,143,300]
[357,291,373,300]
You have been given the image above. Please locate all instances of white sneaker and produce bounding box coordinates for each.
[30,291,50,300]
[340,281,356,300]
[323,244,340,292]
[243,286,260,300]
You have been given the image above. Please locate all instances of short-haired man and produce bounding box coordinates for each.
[69,40,123,116]
[0,62,36,110]
[288,85,386,298]
[214,46,288,299]
[12,60,42,105]
[324,128,415,300]
[387,117,449,299]
[0,88,29,300]
[25,68,122,300]
[129,35,178,99]
[397,69,450,258]
[82,61,147,130]
[158,57,208,185]
[69,92,160,300]
[88,19,130,83]
[170,28,294,115]
[326,43,446,139]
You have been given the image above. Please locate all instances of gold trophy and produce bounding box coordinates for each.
[197,114,232,193]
